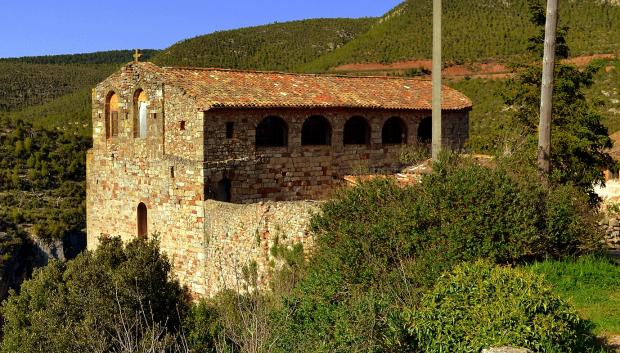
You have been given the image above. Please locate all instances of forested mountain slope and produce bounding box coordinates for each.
[0,62,116,112]
[301,0,620,72]
[0,49,158,65]
[151,18,375,71]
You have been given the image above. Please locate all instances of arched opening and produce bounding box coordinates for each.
[105,92,119,139]
[301,115,331,146]
[133,89,148,138]
[382,117,407,144]
[215,178,232,202]
[137,202,147,238]
[417,116,432,144]
[343,116,370,145]
[256,116,288,147]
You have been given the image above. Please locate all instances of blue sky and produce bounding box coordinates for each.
[0,0,402,58]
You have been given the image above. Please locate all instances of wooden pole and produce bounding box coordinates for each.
[432,0,442,161]
[538,0,558,177]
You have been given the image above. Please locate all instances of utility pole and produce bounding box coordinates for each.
[432,0,442,161]
[538,0,558,177]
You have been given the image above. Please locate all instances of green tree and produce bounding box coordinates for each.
[1,236,188,353]
[503,1,613,200]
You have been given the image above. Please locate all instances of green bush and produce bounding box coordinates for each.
[403,260,603,353]
[1,236,188,353]
[271,155,604,352]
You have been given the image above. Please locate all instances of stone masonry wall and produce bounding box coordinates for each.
[203,108,469,203]
[87,63,208,295]
[199,200,321,296]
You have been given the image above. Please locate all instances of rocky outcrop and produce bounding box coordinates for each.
[600,215,620,250]
[0,226,86,300]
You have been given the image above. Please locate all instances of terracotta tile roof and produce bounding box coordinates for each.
[137,63,472,111]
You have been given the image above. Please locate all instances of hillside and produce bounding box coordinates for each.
[300,0,620,72]
[151,18,375,71]
[0,49,159,65]
[0,62,116,112]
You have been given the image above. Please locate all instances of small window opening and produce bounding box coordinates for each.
[215,178,232,202]
[170,166,175,178]
[417,117,432,144]
[343,116,370,145]
[226,122,234,139]
[134,90,148,138]
[111,111,119,137]
[256,116,288,147]
[382,117,407,144]
[105,91,119,139]
[137,202,148,238]
[180,121,186,130]
[301,115,332,146]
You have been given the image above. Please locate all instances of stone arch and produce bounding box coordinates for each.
[105,91,119,139]
[133,89,148,138]
[256,116,288,147]
[343,116,370,145]
[215,178,232,202]
[301,115,332,146]
[417,116,432,143]
[382,116,407,144]
[137,202,148,238]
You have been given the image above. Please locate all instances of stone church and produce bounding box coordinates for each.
[86,61,472,296]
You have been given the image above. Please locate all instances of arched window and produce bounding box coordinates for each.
[215,178,232,202]
[343,116,370,145]
[382,117,407,144]
[133,89,148,138]
[105,92,119,139]
[301,115,331,146]
[417,116,432,143]
[256,116,288,147]
[137,202,148,237]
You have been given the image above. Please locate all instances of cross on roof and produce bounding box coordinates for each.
[133,49,142,63]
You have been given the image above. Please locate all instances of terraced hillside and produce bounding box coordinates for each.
[300,0,620,72]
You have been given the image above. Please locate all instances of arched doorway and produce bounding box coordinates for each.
[417,116,432,144]
[382,117,407,144]
[215,178,232,202]
[301,115,332,146]
[137,202,147,237]
[256,116,288,147]
[343,116,370,145]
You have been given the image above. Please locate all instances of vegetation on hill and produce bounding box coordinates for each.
[0,49,159,65]
[152,18,375,71]
[1,87,93,135]
[0,62,116,112]
[2,155,613,352]
[405,260,599,353]
[0,116,90,241]
[528,255,620,336]
[300,0,620,72]
[1,236,187,353]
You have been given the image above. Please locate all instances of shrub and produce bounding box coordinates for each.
[271,155,604,352]
[403,260,602,353]
[1,236,188,353]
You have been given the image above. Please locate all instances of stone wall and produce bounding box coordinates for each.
[199,200,321,296]
[203,108,469,203]
[600,214,620,250]
[87,63,208,294]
